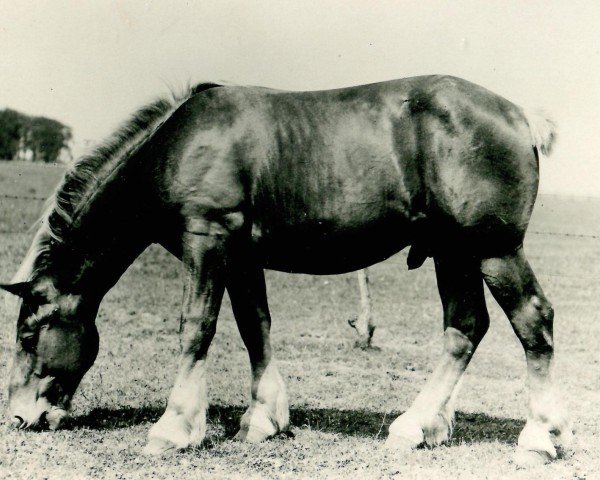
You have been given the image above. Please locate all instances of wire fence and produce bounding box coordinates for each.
[2,192,600,281]
[3,192,600,237]
[0,193,48,202]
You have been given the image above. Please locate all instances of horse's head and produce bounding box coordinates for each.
[1,278,99,430]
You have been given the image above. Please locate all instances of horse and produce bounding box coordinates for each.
[1,75,572,466]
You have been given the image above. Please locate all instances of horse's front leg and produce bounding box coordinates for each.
[143,231,226,455]
[226,247,289,443]
[387,255,489,450]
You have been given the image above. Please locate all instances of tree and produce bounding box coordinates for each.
[0,108,72,163]
[26,116,72,163]
[0,109,26,160]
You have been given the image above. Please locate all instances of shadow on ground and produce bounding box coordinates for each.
[68,404,523,446]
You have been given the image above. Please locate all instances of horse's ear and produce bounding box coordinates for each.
[0,281,33,299]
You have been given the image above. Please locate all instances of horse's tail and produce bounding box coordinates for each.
[522,108,557,157]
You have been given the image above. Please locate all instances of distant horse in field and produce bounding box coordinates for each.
[348,268,416,350]
[2,76,572,465]
[348,268,376,349]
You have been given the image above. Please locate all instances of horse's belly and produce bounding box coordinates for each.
[253,217,411,274]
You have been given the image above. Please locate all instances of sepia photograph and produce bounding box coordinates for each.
[0,1,598,478]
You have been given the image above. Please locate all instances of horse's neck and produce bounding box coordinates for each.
[64,159,155,295]
[38,232,150,301]
[38,171,154,299]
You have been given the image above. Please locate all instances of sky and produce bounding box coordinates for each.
[0,0,599,195]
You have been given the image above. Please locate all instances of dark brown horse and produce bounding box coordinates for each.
[2,76,571,465]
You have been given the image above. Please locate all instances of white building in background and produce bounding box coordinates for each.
[14,135,33,162]
[14,135,73,164]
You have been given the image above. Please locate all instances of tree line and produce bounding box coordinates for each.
[0,108,72,163]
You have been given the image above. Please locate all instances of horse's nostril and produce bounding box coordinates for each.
[10,416,24,429]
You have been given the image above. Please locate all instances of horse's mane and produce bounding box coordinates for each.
[14,82,220,284]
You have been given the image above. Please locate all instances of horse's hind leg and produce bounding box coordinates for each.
[348,268,376,349]
[481,248,572,466]
[226,246,289,442]
[144,232,226,455]
[387,255,489,450]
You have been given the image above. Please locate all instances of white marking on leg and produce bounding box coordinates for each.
[147,356,209,450]
[518,353,572,456]
[387,328,471,449]
[238,360,289,442]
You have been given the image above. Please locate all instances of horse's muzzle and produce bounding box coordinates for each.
[9,412,47,430]
[8,404,67,431]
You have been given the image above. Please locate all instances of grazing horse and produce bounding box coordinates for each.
[2,75,572,465]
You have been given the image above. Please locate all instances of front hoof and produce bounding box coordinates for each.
[387,412,425,451]
[513,447,553,468]
[143,437,180,456]
[384,432,420,452]
[237,404,280,443]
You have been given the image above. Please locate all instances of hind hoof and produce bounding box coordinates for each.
[513,447,553,468]
[234,425,275,443]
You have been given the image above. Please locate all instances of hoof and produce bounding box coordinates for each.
[353,339,378,350]
[513,447,553,468]
[423,413,452,446]
[348,319,376,350]
[517,420,558,466]
[387,412,424,451]
[234,425,274,443]
[553,424,575,449]
[237,402,282,443]
[553,424,575,460]
[385,432,420,452]
[143,437,180,456]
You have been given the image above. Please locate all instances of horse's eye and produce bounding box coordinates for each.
[20,332,37,353]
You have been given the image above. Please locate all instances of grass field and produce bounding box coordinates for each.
[0,161,599,479]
